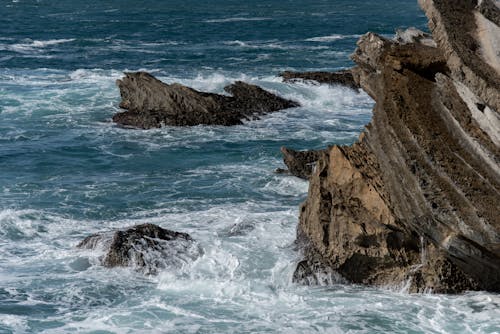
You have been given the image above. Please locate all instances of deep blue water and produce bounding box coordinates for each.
[1,1,499,333]
[1,0,427,73]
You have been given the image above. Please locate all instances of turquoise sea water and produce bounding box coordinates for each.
[1,1,499,333]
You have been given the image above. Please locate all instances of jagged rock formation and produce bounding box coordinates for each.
[277,147,327,179]
[295,0,500,293]
[78,223,201,274]
[280,69,360,90]
[113,72,299,128]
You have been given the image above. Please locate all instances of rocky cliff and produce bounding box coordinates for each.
[295,0,500,293]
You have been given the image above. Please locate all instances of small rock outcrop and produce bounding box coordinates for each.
[113,72,300,128]
[295,0,500,293]
[280,69,360,90]
[78,223,201,274]
[278,147,327,179]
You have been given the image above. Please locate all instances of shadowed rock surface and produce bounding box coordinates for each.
[295,0,500,293]
[78,223,201,274]
[279,147,327,179]
[113,72,300,128]
[478,0,500,25]
[280,69,360,90]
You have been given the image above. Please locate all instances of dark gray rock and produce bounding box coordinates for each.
[280,69,360,90]
[280,147,327,179]
[478,0,500,26]
[78,223,201,274]
[113,72,300,128]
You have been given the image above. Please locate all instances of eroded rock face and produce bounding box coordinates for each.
[113,72,300,128]
[78,223,201,274]
[295,0,500,293]
[280,70,360,90]
[278,147,327,179]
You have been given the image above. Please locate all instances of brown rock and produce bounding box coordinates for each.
[113,72,300,128]
[295,0,500,293]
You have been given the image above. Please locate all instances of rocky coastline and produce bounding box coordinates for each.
[294,0,500,293]
[93,0,500,293]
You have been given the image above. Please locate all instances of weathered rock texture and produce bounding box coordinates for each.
[113,72,299,128]
[78,223,201,274]
[278,147,327,179]
[296,0,500,293]
[280,69,360,90]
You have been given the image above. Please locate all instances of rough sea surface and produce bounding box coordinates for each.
[1,0,499,333]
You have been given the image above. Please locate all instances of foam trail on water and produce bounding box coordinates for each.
[204,17,272,23]
[1,39,75,53]
[306,34,362,42]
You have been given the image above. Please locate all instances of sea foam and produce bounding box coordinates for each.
[306,34,362,42]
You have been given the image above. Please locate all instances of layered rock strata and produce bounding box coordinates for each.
[78,223,201,274]
[295,0,500,293]
[113,72,299,128]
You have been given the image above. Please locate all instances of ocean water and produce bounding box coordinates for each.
[1,0,499,333]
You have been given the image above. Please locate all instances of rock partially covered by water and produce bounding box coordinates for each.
[280,69,360,90]
[113,72,300,128]
[279,147,327,179]
[78,223,201,274]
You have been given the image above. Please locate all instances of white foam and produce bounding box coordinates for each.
[30,39,75,48]
[223,40,327,51]
[223,40,248,47]
[5,68,499,333]
[1,204,499,332]
[6,39,75,53]
[0,315,28,333]
[204,17,272,23]
[263,176,309,196]
[306,34,361,42]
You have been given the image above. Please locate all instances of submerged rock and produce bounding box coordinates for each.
[295,0,500,293]
[113,72,300,128]
[78,223,201,274]
[280,69,360,90]
[279,147,327,179]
